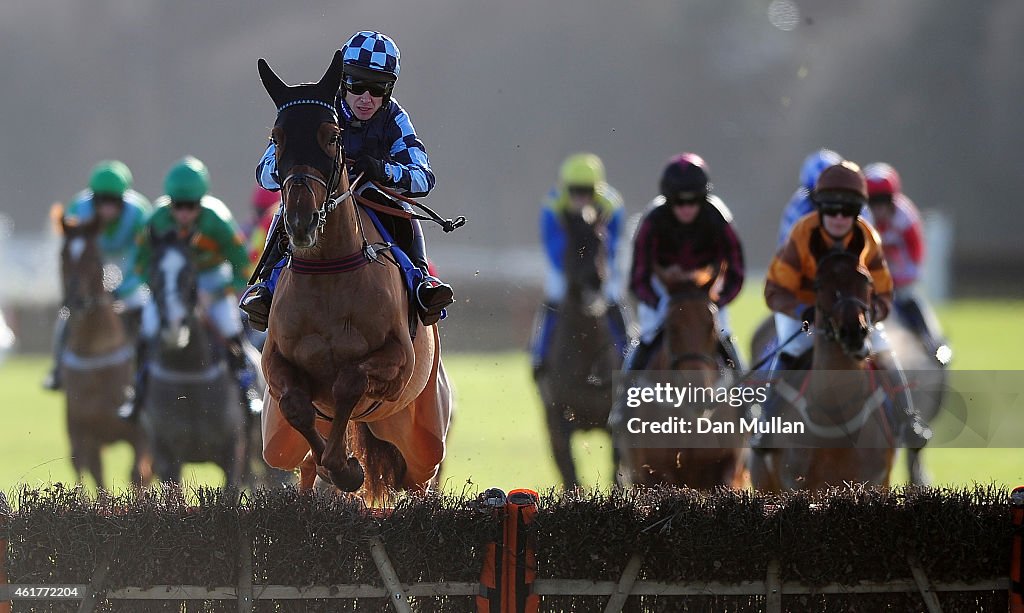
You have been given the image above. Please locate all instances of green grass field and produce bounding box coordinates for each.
[3,294,1023,496]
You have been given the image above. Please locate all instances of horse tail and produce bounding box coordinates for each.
[348,421,407,504]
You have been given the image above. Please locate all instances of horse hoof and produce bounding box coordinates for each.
[329,457,365,492]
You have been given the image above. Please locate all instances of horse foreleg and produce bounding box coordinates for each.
[321,369,369,492]
[267,350,326,466]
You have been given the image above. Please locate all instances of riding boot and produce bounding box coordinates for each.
[408,219,454,326]
[750,352,798,453]
[226,334,262,419]
[42,314,69,391]
[118,337,151,422]
[529,302,560,378]
[239,211,285,333]
[120,306,144,343]
[718,334,744,371]
[605,302,630,358]
[896,296,952,366]
[608,337,659,430]
[875,351,932,449]
[623,337,657,372]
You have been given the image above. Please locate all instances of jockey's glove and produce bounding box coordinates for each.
[799,305,816,327]
[354,156,388,184]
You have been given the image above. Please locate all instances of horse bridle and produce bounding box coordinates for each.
[817,292,872,346]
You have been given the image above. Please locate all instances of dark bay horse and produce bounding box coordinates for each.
[750,246,895,492]
[615,266,747,489]
[143,231,248,486]
[58,213,151,487]
[256,52,451,502]
[534,207,623,487]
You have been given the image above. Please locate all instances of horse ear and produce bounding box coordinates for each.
[258,58,289,108]
[317,49,345,98]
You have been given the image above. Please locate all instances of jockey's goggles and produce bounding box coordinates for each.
[343,78,391,98]
[868,194,895,206]
[818,201,861,218]
[171,200,200,211]
[668,193,705,207]
[94,194,124,207]
[567,185,595,199]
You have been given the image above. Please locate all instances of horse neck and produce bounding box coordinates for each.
[664,299,717,361]
[67,301,126,355]
[156,314,219,371]
[808,333,871,398]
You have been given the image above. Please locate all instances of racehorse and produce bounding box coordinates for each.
[534,208,623,487]
[142,230,248,486]
[750,242,895,492]
[615,265,746,489]
[57,213,151,486]
[256,51,451,502]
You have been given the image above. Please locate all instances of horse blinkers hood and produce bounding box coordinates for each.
[258,50,345,183]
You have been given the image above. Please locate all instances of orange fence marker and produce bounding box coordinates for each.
[1011,486,1024,613]
[477,488,540,613]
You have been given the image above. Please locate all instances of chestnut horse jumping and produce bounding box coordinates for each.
[615,266,746,489]
[750,247,895,492]
[256,51,451,501]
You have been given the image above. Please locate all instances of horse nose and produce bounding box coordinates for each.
[285,213,317,248]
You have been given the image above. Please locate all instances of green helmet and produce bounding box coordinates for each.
[164,155,210,202]
[89,160,132,198]
[559,153,606,189]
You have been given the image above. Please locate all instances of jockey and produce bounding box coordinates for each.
[119,156,259,421]
[530,152,629,376]
[625,153,745,372]
[777,148,874,248]
[240,30,454,331]
[865,162,951,366]
[43,160,152,391]
[753,161,931,451]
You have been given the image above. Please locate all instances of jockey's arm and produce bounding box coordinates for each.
[539,202,565,272]
[716,223,745,306]
[860,220,896,322]
[629,215,659,307]
[209,216,254,294]
[379,107,434,197]
[764,240,808,319]
[256,142,280,191]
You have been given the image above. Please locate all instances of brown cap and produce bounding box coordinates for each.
[813,161,868,202]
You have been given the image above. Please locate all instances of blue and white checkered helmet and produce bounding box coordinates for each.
[342,31,401,82]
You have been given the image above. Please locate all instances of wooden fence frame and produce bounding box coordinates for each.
[48,537,1012,613]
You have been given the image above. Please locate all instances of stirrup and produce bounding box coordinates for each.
[42,368,62,391]
[117,388,140,422]
[239,284,273,332]
[416,276,454,326]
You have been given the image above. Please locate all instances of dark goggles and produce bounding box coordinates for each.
[171,200,200,211]
[343,78,391,98]
[668,192,705,207]
[567,185,595,198]
[818,201,861,218]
